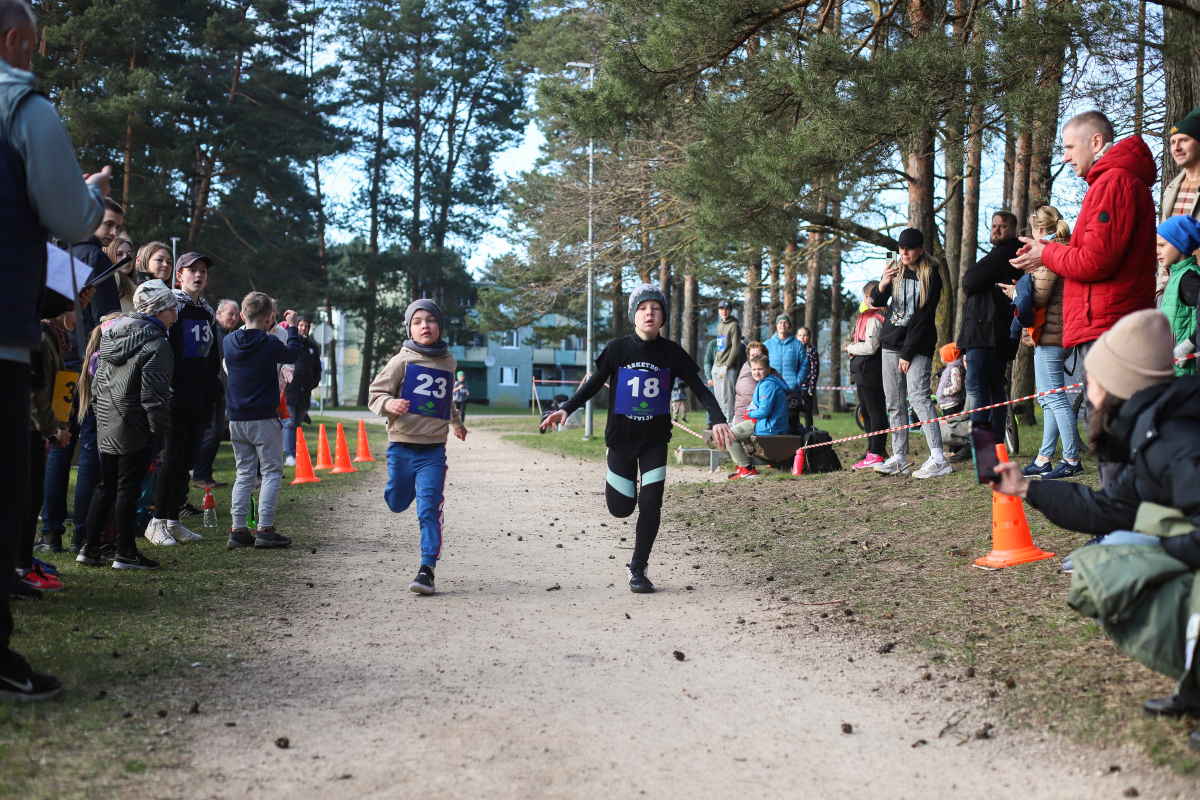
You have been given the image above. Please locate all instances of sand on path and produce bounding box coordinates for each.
[164,428,1194,799]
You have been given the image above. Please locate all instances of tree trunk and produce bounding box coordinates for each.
[1003,119,1015,207]
[943,105,965,334]
[958,100,983,337]
[682,261,698,361]
[906,128,937,242]
[828,200,844,412]
[658,256,672,339]
[1011,129,1032,233]
[356,274,378,406]
[670,266,683,343]
[611,264,625,338]
[767,249,781,330]
[783,236,799,325]
[1163,0,1200,184]
[804,211,824,350]
[744,248,762,342]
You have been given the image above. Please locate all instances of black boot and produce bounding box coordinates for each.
[69,527,85,554]
[1143,694,1199,719]
[33,531,63,553]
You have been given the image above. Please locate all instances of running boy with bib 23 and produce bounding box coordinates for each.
[541,284,732,593]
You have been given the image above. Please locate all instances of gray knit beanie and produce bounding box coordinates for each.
[1083,309,1175,400]
[405,298,445,336]
[628,283,667,324]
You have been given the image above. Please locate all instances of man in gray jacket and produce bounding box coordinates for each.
[0,0,110,702]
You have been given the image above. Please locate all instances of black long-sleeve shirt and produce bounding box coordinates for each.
[559,334,726,447]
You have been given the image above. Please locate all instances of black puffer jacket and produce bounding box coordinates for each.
[1025,376,1200,565]
[93,315,173,454]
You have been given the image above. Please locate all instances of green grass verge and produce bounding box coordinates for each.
[0,416,391,800]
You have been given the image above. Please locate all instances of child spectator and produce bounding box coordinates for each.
[1157,214,1200,374]
[726,353,790,480]
[222,292,304,550]
[368,300,468,595]
[670,378,688,422]
[796,326,820,429]
[453,370,470,422]
[77,281,176,571]
[701,336,719,429]
[847,281,887,469]
[935,343,969,461]
[733,341,770,422]
[540,284,731,593]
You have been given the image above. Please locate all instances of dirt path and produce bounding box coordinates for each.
[165,428,1193,800]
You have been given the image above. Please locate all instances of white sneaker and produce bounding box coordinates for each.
[285,455,296,467]
[873,455,910,476]
[913,457,952,479]
[144,520,178,547]
[167,520,204,542]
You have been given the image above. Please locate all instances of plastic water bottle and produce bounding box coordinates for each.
[202,487,217,529]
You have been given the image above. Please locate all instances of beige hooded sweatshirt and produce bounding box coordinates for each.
[368,346,465,444]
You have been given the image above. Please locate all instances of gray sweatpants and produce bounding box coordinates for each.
[881,350,942,456]
[230,418,284,530]
[711,365,737,424]
[724,420,758,467]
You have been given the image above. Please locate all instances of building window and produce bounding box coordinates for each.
[531,367,545,383]
[562,335,585,351]
[500,366,519,386]
[500,330,519,348]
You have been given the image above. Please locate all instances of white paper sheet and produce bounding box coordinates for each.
[45,243,93,299]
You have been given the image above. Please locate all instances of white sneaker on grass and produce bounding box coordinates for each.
[873,455,910,476]
[913,457,952,479]
[144,520,178,547]
[167,519,204,542]
[285,455,296,467]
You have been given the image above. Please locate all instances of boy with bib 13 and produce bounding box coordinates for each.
[368,300,467,595]
[541,284,732,593]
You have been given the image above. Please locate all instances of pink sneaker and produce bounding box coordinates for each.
[851,453,885,470]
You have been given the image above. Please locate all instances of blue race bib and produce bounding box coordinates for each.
[614,367,671,416]
[716,335,727,352]
[400,363,452,420]
[183,318,213,358]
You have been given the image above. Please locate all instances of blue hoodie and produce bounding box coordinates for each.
[764,334,804,391]
[224,326,304,421]
[748,373,790,435]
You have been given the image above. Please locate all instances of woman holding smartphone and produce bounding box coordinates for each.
[868,228,949,479]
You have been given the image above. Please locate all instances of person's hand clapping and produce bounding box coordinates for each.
[989,461,1030,498]
[387,397,409,416]
[1010,237,1047,272]
[540,409,566,431]
[711,422,733,451]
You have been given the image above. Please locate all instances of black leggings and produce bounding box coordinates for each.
[154,415,206,520]
[856,381,888,457]
[605,440,668,571]
[87,449,153,556]
[19,431,44,570]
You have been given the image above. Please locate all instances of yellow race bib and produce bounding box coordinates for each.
[52,370,79,423]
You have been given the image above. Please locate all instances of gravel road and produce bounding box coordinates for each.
[165,428,1196,799]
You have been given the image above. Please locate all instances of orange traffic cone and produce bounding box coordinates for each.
[331,422,358,474]
[975,443,1055,569]
[353,419,375,462]
[290,428,321,485]
[314,424,334,470]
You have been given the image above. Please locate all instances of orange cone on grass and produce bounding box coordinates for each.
[314,423,334,470]
[353,419,375,462]
[290,428,321,485]
[331,422,357,474]
[975,443,1054,569]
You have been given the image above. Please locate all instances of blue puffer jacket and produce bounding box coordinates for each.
[748,373,790,435]
[764,335,804,391]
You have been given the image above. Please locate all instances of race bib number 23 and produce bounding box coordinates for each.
[399,364,452,420]
[614,367,671,416]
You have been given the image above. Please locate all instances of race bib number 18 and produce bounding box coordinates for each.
[614,367,671,416]
[183,319,213,358]
[399,364,452,420]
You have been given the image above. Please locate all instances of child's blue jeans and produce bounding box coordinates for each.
[385,442,447,567]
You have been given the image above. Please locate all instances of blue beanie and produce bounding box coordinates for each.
[1158,215,1200,257]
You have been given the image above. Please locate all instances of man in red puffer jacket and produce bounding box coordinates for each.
[1012,110,1157,487]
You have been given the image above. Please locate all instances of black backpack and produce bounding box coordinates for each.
[802,428,842,473]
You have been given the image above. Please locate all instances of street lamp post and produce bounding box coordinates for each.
[566,61,595,440]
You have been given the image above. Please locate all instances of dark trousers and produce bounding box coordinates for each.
[605,440,668,571]
[41,409,101,544]
[19,431,45,570]
[154,416,206,520]
[453,400,467,422]
[802,390,815,430]
[193,399,225,481]
[1076,340,1116,488]
[0,361,32,657]
[855,381,889,457]
[87,449,154,556]
[964,347,1008,433]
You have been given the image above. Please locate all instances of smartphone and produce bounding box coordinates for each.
[886,251,894,260]
[970,424,1000,484]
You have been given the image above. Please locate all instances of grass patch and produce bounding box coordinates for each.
[503,407,1198,775]
[0,416,391,800]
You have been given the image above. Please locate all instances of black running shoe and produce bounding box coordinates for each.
[98,542,117,561]
[112,550,160,570]
[254,528,292,549]
[627,564,655,594]
[75,544,105,567]
[0,654,61,702]
[1143,694,1200,719]
[227,528,256,549]
[33,532,63,553]
[9,575,42,600]
[409,565,435,595]
[178,503,203,518]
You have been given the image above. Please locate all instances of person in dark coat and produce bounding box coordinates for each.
[959,211,1024,434]
[283,316,322,465]
[989,310,1200,747]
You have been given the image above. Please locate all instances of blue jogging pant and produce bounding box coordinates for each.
[385,442,447,567]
